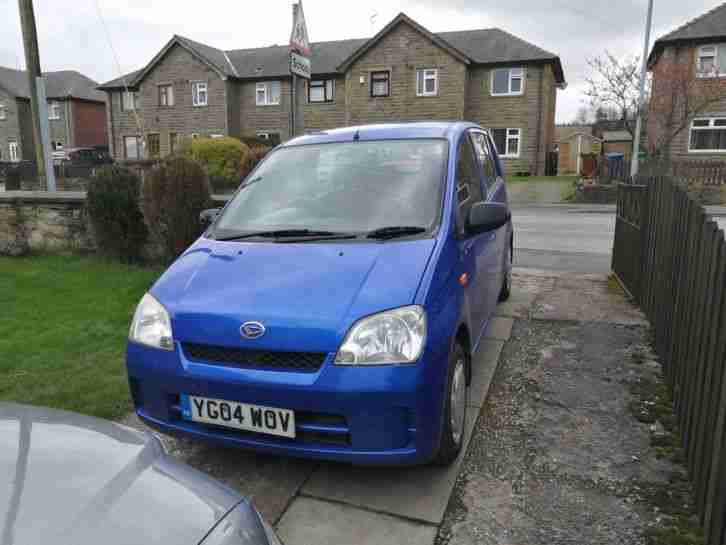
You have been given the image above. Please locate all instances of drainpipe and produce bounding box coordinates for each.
[576,134,582,175]
[534,65,544,175]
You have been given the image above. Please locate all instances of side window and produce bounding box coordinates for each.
[471,131,497,192]
[455,134,484,233]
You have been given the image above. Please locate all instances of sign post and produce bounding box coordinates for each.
[289,1,311,138]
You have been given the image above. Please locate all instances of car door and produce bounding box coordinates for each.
[470,130,509,318]
[454,132,490,339]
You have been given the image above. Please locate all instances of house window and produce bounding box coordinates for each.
[256,81,281,106]
[192,82,208,106]
[689,117,726,152]
[370,71,390,97]
[9,141,19,162]
[147,133,160,158]
[0,104,5,120]
[491,68,525,96]
[416,69,438,96]
[158,84,174,107]
[49,101,61,120]
[695,45,726,78]
[121,91,138,111]
[124,136,142,159]
[308,79,334,103]
[491,128,521,158]
[169,132,178,154]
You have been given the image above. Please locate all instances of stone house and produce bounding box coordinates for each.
[99,13,566,175]
[0,66,107,162]
[648,3,726,160]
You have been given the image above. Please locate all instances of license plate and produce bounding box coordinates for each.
[181,395,296,438]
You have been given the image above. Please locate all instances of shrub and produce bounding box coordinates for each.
[86,165,148,262]
[184,137,250,192]
[142,156,212,262]
[240,145,271,179]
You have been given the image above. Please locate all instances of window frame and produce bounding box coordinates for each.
[416,68,438,97]
[470,130,498,193]
[696,45,721,78]
[121,91,138,112]
[308,78,335,103]
[192,81,208,107]
[688,117,726,153]
[490,67,525,97]
[491,128,522,158]
[169,132,178,154]
[455,132,486,237]
[158,83,174,107]
[9,141,19,162]
[0,103,5,120]
[370,70,391,98]
[146,133,160,158]
[48,101,61,120]
[256,81,282,106]
[123,135,142,160]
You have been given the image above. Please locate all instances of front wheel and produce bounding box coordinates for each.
[434,342,468,466]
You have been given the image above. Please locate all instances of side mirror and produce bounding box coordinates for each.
[199,208,221,226]
[466,202,510,235]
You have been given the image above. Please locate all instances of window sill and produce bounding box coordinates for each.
[490,93,524,98]
[192,104,209,108]
[308,101,336,105]
[256,103,281,107]
[499,155,521,159]
[688,149,726,154]
[416,93,439,98]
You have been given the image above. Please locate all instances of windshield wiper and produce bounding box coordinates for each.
[366,226,428,240]
[215,229,352,242]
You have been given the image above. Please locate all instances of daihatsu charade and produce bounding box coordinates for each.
[126,122,513,466]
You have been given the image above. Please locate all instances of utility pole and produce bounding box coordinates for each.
[17,0,49,189]
[630,0,654,178]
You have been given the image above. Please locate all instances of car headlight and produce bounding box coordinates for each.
[335,305,426,365]
[128,293,174,351]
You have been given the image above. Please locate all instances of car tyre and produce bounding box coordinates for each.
[434,341,468,466]
[498,238,512,303]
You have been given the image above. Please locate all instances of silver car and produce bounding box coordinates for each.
[0,403,279,545]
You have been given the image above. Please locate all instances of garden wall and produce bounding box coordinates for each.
[0,191,228,257]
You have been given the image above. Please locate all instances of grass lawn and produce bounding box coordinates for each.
[0,255,160,420]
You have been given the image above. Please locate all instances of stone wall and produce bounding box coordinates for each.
[0,192,93,256]
[0,191,230,257]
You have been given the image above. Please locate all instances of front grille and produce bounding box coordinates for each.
[182,343,327,372]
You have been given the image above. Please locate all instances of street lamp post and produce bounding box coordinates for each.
[630,0,655,178]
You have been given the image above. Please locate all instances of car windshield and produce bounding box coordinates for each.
[212,139,448,238]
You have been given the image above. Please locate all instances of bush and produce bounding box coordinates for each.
[86,165,148,262]
[142,156,212,262]
[184,137,250,192]
[241,145,271,179]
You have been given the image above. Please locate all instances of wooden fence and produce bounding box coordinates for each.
[671,160,726,186]
[613,175,726,545]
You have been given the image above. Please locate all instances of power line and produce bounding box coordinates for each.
[93,0,145,136]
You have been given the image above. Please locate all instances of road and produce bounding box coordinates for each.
[512,205,616,273]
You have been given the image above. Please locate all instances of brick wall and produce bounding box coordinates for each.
[649,44,726,161]
[72,99,108,148]
[344,22,467,126]
[465,64,553,175]
[0,90,24,160]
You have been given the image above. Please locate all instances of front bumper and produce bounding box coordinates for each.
[126,340,448,466]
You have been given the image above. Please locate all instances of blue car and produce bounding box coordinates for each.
[126,122,513,466]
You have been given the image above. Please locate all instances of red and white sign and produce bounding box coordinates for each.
[289,1,311,57]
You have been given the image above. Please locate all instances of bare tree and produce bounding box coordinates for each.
[584,52,648,137]
[572,105,593,125]
[648,52,725,155]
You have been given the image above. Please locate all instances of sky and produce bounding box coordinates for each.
[0,0,723,123]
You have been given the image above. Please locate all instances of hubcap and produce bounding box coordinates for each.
[450,358,467,446]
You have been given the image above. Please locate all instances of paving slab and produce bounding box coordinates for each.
[483,317,514,341]
[276,497,437,545]
[469,340,504,409]
[302,413,476,525]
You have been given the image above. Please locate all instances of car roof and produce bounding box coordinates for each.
[282,122,482,147]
